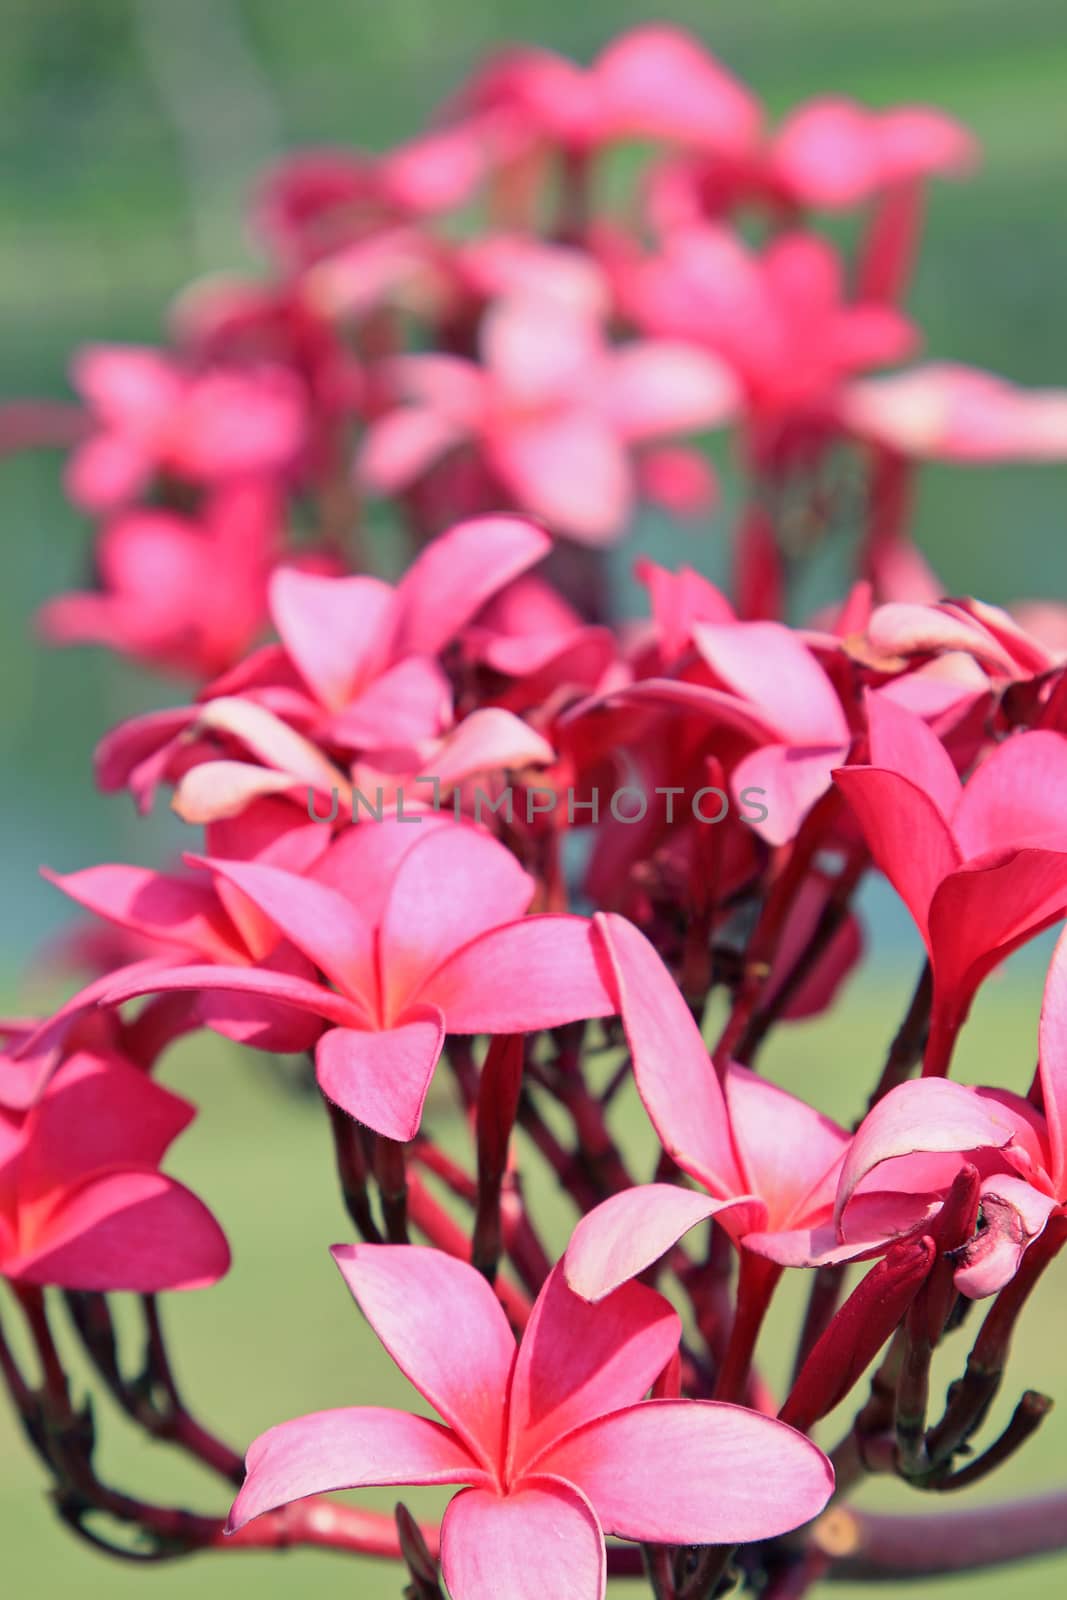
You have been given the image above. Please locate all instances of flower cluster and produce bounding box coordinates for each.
[4,23,1067,1600]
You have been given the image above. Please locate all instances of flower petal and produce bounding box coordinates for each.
[330,1244,516,1473]
[565,1185,728,1302]
[229,1408,488,1533]
[535,1400,833,1544]
[315,1012,445,1142]
[441,1479,605,1600]
[418,916,614,1034]
[507,1262,679,1479]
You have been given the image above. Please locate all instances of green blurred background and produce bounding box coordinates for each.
[2,1,1067,1594]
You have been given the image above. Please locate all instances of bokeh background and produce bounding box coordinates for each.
[2,1,1067,1595]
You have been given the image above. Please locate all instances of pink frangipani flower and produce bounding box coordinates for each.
[834,693,1067,1072]
[98,819,615,1141]
[228,1244,833,1599]
[0,1048,228,1291]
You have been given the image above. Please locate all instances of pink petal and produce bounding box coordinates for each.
[229,1408,488,1533]
[732,742,847,847]
[535,1400,833,1544]
[417,915,614,1034]
[564,1185,730,1302]
[833,767,960,940]
[172,762,299,824]
[357,406,470,492]
[392,515,551,659]
[193,696,350,793]
[1039,927,1067,1194]
[191,855,375,1011]
[481,298,604,410]
[724,1065,849,1231]
[42,864,241,962]
[441,1479,605,1600]
[927,849,1067,1020]
[594,26,760,154]
[18,1050,194,1200]
[324,655,452,749]
[330,1244,515,1473]
[14,1169,230,1292]
[315,1013,445,1142]
[952,1175,1057,1298]
[952,731,1067,858]
[269,569,396,712]
[427,707,555,788]
[866,690,961,822]
[380,826,534,1019]
[591,914,743,1194]
[491,413,631,545]
[836,1079,1018,1230]
[507,1262,680,1478]
[607,342,738,440]
[97,962,368,1030]
[692,622,849,745]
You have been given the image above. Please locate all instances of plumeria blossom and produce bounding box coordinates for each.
[449,26,762,164]
[97,818,616,1141]
[359,294,738,543]
[0,1048,228,1290]
[228,1244,833,1600]
[38,483,286,679]
[834,694,1067,1071]
[566,914,855,1302]
[621,226,916,457]
[826,927,1067,1299]
[91,515,554,819]
[65,344,306,513]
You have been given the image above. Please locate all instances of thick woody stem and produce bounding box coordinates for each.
[814,1486,1067,1579]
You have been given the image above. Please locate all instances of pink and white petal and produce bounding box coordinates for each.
[1039,927,1067,1194]
[836,1079,1017,1230]
[492,414,631,546]
[14,1169,230,1292]
[172,761,300,824]
[564,1185,729,1302]
[832,767,959,940]
[329,1244,515,1472]
[380,827,534,1019]
[229,1408,487,1533]
[507,1261,680,1478]
[691,622,849,746]
[607,342,738,440]
[417,915,614,1034]
[315,1013,444,1142]
[591,914,743,1194]
[732,742,846,847]
[193,697,350,795]
[269,569,396,712]
[392,515,552,660]
[534,1400,833,1545]
[441,1479,605,1600]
